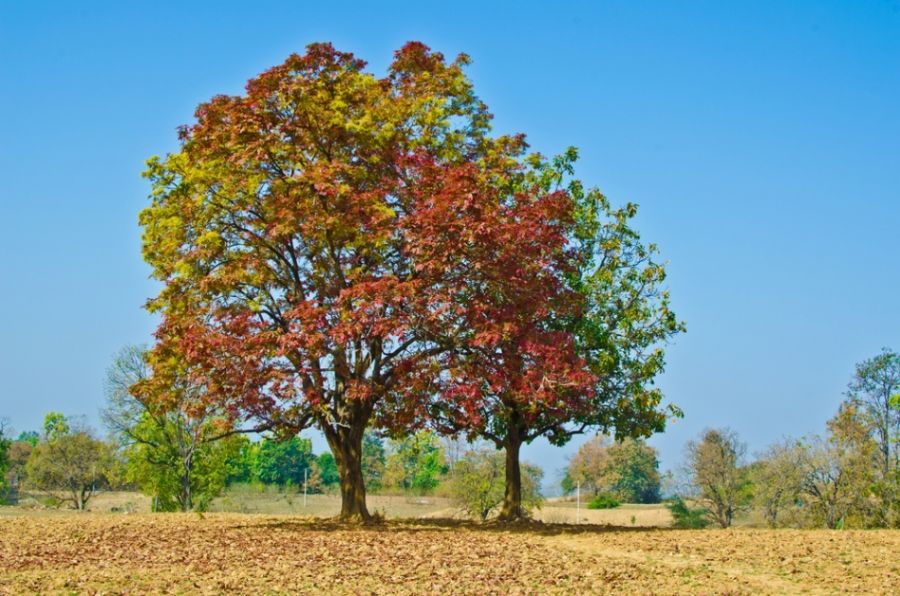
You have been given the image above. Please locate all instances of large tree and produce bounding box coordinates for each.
[139,42,501,521]
[420,149,682,519]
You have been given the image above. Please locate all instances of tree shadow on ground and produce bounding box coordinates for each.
[239,516,677,536]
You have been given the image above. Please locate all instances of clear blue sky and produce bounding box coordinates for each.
[1,1,898,485]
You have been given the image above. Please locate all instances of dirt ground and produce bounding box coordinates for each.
[1,514,897,594]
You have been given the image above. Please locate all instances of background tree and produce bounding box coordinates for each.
[124,418,246,511]
[5,439,33,492]
[315,452,340,489]
[448,446,543,521]
[604,438,662,503]
[104,345,258,511]
[748,438,805,528]
[685,428,752,528]
[42,411,70,440]
[847,349,900,477]
[0,420,10,494]
[799,403,878,528]
[383,430,447,495]
[846,349,899,524]
[361,432,386,492]
[16,431,39,447]
[253,436,315,487]
[564,435,661,503]
[139,42,501,521]
[25,413,110,510]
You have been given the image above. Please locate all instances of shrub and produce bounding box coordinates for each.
[666,497,710,529]
[587,493,620,509]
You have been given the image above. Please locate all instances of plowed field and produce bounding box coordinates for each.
[1,514,897,594]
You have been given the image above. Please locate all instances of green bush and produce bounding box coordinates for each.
[587,493,620,509]
[666,497,710,528]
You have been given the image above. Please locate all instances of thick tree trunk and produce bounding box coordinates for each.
[498,428,524,521]
[323,412,372,522]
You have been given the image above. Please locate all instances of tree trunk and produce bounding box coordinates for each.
[180,453,193,511]
[324,415,371,522]
[498,428,524,521]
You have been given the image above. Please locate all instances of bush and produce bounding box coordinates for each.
[587,493,620,509]
[448,447,543,520]
[666,497,710,529]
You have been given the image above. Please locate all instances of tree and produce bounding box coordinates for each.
[384,431,447,495]
[423,148,683,520]
[16,431,39,447]
[846,349,899,524]
[104,345,258,511]
[254,436,315,486]
[0,420,10,494]
[799,403,878,528]
[448,446,543,521]
[749,438,806,528]
[847,349,900,478]
[605,438,662,503]
[25,414,110,510]
[139,42,504,521]
[666,497,710,529]
[5,439,33,491]
[43,412,70,440]
[361,432,386,492]
[125,416,247,511]
[315,452,340,489]
[565,435,661,503]
[685,428,752,528]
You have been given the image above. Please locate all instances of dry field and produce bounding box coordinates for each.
[2,491,674,526]
[1,513,898,594]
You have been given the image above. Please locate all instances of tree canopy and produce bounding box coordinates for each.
[138,41,681,521]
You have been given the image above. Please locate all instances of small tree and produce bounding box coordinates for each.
[361,433,386,492]
[253,436,315,487]
[25,414,110,510]
[685,428,752,528]
[105,345,262,511]
[384,431,447,495]
[566,435,661,503]
[0,420,10,494]
[799,403,878,528]
[847,349,899,477]
[749,438,805,528]
[666,497,710,529]
[846,349,899,525]
[315,453,340,489]
[5,440,33,492]
[448,447,543,521]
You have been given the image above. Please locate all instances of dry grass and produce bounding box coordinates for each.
[1,513,898,594]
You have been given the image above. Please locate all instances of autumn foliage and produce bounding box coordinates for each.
[138,42,682,521]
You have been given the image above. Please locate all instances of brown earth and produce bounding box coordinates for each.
[0,514,897,594]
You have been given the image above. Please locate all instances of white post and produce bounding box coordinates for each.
[576,482,580,525]
[303,468,308,507]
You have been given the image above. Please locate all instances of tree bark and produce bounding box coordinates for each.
[497,426,524,521]
[178,450,194,511]
[323,407,372,522]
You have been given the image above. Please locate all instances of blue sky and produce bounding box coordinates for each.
[1,1,898,485]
